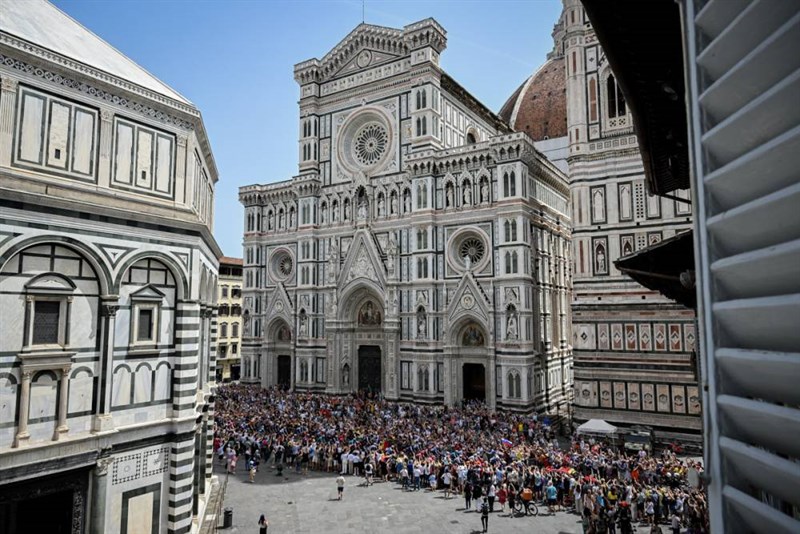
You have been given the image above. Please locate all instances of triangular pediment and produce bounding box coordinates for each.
[264,283,294,323]
[130,284,166,301]
[339,229,386,290]
[316,24,407,81]
[447,272,491,323]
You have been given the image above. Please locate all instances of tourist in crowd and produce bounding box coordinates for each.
[213,385,709,533]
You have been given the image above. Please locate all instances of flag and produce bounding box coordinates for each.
[501,438,513,447]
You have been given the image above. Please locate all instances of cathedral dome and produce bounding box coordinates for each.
[498,57,567,141]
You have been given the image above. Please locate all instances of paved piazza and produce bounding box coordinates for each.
[217,463,583,534]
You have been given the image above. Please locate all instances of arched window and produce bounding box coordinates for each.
[510,171,516,196]
[416,184,427,209]
[512,251,519,273]
[416,90,421,110]
[507,371,521,399]
[588,78,598,122]
[511,220,518,241]
[421,117,427,136]
[607,75,627,118]
[220,323,228,338]
[504,220,511,242]
[505,252,512,274]
[503,173,509,197]
[421,89,427,109]
[466,132,476,144]
[416,118,421,137]
[313,120,317,136]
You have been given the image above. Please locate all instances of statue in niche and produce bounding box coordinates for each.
[462,325,485,347]
[506,314,518,341]
[463,183,472,206]
[268,211,274,230]
[378,194,385,216]
[404,191,411,213]
[278,210,285,229]
[481,179,489,203]
[358,301,382,326]
[321,205,327,224]
[289,209,296,228]
[332,202,339,223]
[357,197,368,220]
[343,199,350,221]
[386,234,397,275]
[595,245,606,273]
[328,243,339,282]
[342,364,350,386]
[463,254,472,271]
[299,313,308,337]
[417,317,427,339]
[390,192,398,215]
[445,184,454,208]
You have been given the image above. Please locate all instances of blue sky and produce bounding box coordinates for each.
[52,0,562,257]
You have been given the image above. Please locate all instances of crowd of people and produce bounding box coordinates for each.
[214,384,709,533]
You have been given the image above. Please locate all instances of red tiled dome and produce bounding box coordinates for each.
[498,57,567,141]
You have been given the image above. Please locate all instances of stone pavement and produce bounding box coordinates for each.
[215,462,584,534]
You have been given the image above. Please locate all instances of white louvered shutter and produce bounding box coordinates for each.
[681,0,800,532]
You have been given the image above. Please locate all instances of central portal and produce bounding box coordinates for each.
[358,345,381,393]
[463,363,486,401]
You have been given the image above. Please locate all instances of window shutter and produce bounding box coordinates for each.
[683,1,800,532]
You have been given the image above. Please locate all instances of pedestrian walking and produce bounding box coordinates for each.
[258,514,268,534]
[480,497,489,533]
[336,474,346,500]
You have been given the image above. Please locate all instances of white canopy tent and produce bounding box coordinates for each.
[576,419,618,436]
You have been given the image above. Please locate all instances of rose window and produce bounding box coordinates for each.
[459,237,485,264]
[278,255,293,276]
[353,123,388,166]
[271,250,294,280]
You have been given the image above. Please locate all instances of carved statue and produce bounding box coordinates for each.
[404,191,411,213]
[463,184,472,206]
[299,314,308,337]
[268,212,274,230]
[391,193,398,215]
[463,254,472,271]
[332,203,339,222]
[446,185,454,207]
[507,314,518,341]
[328,243,339,282]
[342,364,350,386]
[278,210,285,229]
[321,205,327,224]
[481,180,489,203]
[357,198,368,220]
[378,195,385,216]
[387,234,398,274]
[417,316,427,339]
[289,209,296,228]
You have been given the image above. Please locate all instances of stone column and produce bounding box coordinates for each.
[13,370,32,448]
[487,356,497,412]
[53,364,72,441]
[90,456,114,534]
[0,77,19,167]
[94,300,118,433]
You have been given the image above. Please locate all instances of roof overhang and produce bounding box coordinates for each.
[581,0,690,195]
[614,230,696,309]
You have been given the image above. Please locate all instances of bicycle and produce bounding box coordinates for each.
[512,497,539,517]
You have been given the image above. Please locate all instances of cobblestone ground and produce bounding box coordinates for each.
[215,462,585,534]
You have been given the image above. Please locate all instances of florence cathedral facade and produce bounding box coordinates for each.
[240,19,573,413]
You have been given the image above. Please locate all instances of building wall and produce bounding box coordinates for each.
[240,20,573,414]
[216,264,242,381]
[560,0,700,442]
[0,17,219,534]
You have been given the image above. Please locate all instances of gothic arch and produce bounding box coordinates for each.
[449,314,489,347]
[338,281,384,323]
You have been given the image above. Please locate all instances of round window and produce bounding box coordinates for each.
[271,250,294,280]
[353,123,388,166]
[448,228,490,273]
[458,237,485,264]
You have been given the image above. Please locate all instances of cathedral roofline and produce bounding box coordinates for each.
[294,18,447,85]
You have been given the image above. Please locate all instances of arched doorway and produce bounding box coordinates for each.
[463,363,486,401]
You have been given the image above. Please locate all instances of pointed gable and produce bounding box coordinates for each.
[339,229,386,289]
[264,282,294,324]
[447,272,492,323]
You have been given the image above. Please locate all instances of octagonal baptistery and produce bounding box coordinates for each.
[240,19,573,416]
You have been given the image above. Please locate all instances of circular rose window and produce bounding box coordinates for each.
[270,250,294,281]
[337,110,393,173]
[459,237,485,264]
[354,123,388,166]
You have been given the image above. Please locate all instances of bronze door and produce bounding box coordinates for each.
[358,345,381,393]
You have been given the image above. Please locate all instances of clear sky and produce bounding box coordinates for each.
[52,0,563,257]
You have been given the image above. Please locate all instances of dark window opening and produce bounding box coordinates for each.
[33,301,60,344]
